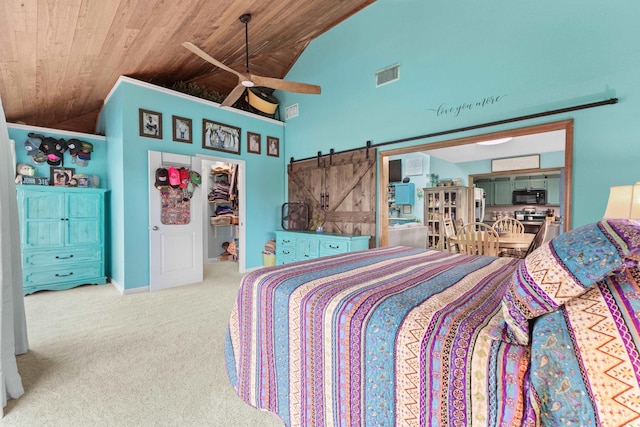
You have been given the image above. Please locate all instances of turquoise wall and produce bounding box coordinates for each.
[100,79,285,290]
[101,88,124,286]
[279,0,640,227]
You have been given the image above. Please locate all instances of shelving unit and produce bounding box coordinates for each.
[207,166,238,261]
[423,186,469,249]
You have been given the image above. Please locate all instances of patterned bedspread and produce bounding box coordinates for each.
[528,265,640,426]
[225,246,528,426]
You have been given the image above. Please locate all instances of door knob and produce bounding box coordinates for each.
[152,226,159,231]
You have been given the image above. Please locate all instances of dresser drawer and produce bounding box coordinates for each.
[22,247,102,267]
[277,247,297,259]
[276,235,296,247]
[23,262,104,286]
[319,239,350,256]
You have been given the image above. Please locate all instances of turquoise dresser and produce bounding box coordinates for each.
[275,230,370,265]
[17,186,108,295]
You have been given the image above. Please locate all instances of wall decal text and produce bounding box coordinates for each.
[427,94,507,118]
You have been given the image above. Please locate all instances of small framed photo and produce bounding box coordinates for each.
[202,119,240,155]
[247,132,261,154]
[50,167,75,186]
[172,115,192,143]
[139,109,163,139]
[267,136,279,157]
[77,176,90,187]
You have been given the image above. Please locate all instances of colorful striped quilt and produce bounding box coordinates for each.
[226,246,528,426]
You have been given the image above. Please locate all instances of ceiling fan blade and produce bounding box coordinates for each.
[221,84,247,108]
[251,75,321,95]
[182,42,245,80]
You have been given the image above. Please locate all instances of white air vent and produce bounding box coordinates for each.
[376,64,400,87]
[285,103,299,120]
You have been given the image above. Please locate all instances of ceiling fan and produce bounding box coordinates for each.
[183,13,321,109]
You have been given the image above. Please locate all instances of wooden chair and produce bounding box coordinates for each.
[492,217,525,234]
[524,218,551,257]
[492,217,525,257]
[455,222,500,257]
[442,217,458,252]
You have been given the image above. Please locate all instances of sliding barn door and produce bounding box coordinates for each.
[288,148,376,247]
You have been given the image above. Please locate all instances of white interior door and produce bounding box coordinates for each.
[148,151,203,290]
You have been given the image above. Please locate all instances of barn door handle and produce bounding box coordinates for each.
[320,193,325,210]
[324,192,329,210]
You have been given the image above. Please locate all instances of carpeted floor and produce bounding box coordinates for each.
[2,261,283,427]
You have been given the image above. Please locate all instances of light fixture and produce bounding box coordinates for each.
[602,182,640,219]
[476,137,513,146]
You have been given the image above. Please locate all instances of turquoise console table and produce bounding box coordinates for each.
[275,230,370,265]
[17,185,108,295]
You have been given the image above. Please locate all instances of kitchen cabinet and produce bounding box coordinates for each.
[17,186,107,295]
[423,186,469,249]
[392,183,415,205]
[275,230,370,265]
[475,180,494,206]
[546,175,561,205]
[493,178,513,205]
[514,176,546,190]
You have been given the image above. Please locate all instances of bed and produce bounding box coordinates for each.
[225,219,640,426]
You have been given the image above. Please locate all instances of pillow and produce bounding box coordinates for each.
[491,219,640,345]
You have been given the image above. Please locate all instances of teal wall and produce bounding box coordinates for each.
[279,0,640,227]
[101,88,124,286]
[100,79,285,290]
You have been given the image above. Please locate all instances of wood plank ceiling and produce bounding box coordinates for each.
[0,0,375,134]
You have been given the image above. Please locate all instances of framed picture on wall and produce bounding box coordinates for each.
[247,132,261,154]
[267,136,279,157]
[172,115,192,143]
[50,167,74,186]
[139,109,163,139]
[202,119,241,155]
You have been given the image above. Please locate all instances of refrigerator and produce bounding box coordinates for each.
[473,188,486,222]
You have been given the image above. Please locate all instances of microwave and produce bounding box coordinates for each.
[512,189,546,205]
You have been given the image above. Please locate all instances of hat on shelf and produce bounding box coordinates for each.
[168,166,180,188]
[41,137,64,166]
[24,136,41,156]
[155,168,169,189]
[179,168,190,189]
[31,150,47,164]
[190,171,202,186]
[66,139,81,153]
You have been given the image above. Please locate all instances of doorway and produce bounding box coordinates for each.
[198,154,246,273]
[378,120,574,246]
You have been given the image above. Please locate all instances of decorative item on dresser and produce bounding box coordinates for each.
[274,230,370,265]
[16,185,108,295]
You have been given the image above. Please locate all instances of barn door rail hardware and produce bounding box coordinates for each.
[288,97,618,164]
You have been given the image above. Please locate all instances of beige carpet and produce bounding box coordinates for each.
[2,261,284,427]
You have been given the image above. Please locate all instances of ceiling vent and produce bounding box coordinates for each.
[376,64,400,87]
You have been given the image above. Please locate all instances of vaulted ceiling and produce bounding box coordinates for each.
[0,0,375,134]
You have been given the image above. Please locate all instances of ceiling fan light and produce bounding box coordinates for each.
[476,137,513,146]
[241,80,254,87]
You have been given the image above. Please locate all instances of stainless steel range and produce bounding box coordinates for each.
[514,210,547,222]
